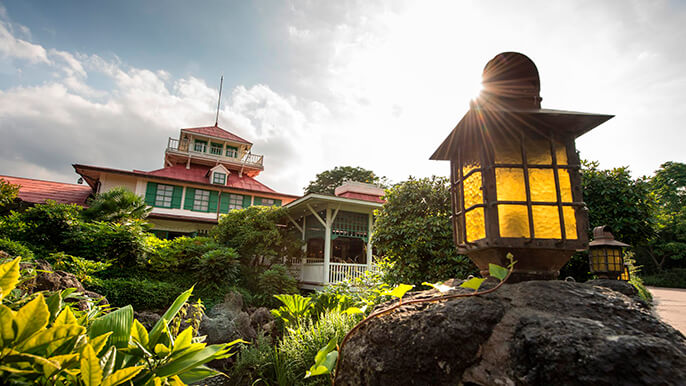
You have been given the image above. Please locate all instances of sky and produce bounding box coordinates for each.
[0,0,685,195]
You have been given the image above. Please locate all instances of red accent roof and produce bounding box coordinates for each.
[136,164,276,194]
[0,175,92,205]
[337,191,385,203]
[182,125,252,144]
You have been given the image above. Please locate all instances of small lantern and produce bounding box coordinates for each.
[589,225,630,279]
[431,52,614,281]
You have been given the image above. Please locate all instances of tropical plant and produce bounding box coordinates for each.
[193,247,240,286]
[0,178,19,208]
[271,294,314,328]
[0,238,34,260]
[304,166,388,195]
[46,252,111,285]
[82,186,151,223]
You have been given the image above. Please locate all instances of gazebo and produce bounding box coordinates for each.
[285,182,384,289]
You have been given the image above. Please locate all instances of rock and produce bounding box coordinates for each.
[199,291,256,345]
[135,311,162,330]
[336,280,686,386]
[31,260,85,293]
[250,307,273,329]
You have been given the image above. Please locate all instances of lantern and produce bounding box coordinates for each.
[431,52,614,281]
[589,225,630,279]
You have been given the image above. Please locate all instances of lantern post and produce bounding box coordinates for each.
[431,52,614,281]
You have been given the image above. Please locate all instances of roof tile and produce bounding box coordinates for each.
[182,125,252,144]
[0,175,92,205]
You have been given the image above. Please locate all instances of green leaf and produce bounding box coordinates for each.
[90,331,113,355]
[0,257,20,301]
[153,342,240,377]
[19,324,86,354]
[46,292,63,323]
[99,346,117,379]
[154,343,171,357]
[383,284,414,299]
[148,287,193,348]
[101,365,145,386]
[177,365,220,384]
[54,306,78,325]
[489,264,509,281]
[305,351,338,378]
[130,319,149,347]
[460,277,486,291]
[172,327,193,354]
[89,305,133,349]
[314,338,337,367]
[14,293,50,344]
[80,344,102,386]
[342,307,364,315]
[0,304,15,344]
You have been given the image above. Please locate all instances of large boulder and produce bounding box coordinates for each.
[336,280,686,385]
[23,260,108,310]
[199,292,256,344]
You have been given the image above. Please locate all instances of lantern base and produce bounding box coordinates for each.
[467,247,574,283]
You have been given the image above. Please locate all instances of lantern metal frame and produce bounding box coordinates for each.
[588,225,630,279]
[431,52,614,280]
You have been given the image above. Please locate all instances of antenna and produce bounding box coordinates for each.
[214,75,224,127]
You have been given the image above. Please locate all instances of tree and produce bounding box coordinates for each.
[304,166,388,195]
[82,186,151,222]
[0,178,19,207]
[372,176,477,286]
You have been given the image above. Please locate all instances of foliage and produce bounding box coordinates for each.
[0,178,19,208]
[256,265,299,307]
[46,252,111,285]
[63,220,150,266]
[212,206,303,268]
[144,236,218,272]
[82,186,151,223]
[304,166,388,195]
[0,238,34,260]
[193,247,240,286]
[643,268,686,289]
[0,258,242,384]
[372,176,477,286]
[271,294,314,329]
[624,252,652,302]
[90,277,182,310]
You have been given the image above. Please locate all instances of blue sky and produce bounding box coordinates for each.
[1,1,685,194]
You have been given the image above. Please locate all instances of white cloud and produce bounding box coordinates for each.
[0,19,49,64]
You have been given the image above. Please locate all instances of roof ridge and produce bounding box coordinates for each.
[0,174,86,187]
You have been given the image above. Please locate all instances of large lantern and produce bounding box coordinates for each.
[431,52,613,281]
[589,225,630,279]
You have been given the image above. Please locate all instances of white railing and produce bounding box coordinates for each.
[329,263,369,284]
[166,137,264,169]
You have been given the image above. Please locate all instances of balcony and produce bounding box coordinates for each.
[166,137,264,169]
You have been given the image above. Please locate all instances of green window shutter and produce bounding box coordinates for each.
[171,186,183,208]
[242,195,252,208]
[145,182,158,206]
[184,188,195,210]
[274,199,282,207]
[219,193,230,213]
[208,191,219,212]
[253,197,262,206]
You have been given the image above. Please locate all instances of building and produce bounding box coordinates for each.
[0,175,92,207]
[285,182,384,290]
[73,125,298,237]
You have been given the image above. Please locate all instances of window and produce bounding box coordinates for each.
[155,184,174,207]
[193,140,207,153]
[213,172,226,185]
[210,142,223,155]
[226,146,238,158]
[192,189,210,211]
[261,198,275,206]
[228,194,243,210]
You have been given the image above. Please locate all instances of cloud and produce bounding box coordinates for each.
[0,19,49,64]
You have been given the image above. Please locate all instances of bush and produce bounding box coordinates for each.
[0,238,34,260]
[193,247,241,285]
[643,268,686,289]
[145,236,220,272]
[91,277,182,310]
[46,252,111,285]
[64,220,150,265]
[258,264,298,299]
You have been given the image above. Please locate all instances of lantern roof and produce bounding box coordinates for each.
[430,52,613,161]
[589,225,630,248]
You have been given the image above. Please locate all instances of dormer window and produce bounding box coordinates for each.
[213,172,226,185]
[210,142,223,155]
[226,146,238,158]
[193,140,207,153]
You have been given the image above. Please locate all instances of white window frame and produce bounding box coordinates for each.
[228,194,243,210]
[155,184,174,208]
[213,172,226,185]
[193,189,210,212]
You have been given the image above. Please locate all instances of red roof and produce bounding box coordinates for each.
[337,191,385,203]
[0,175,92,205]
[136,164,277,194]
[182,125,252,144]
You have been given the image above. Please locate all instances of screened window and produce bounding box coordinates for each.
[213,172,226,185]
[193,140,207,153]
[155,184,174,208]
[210,142,223,155]
[261,198,275,206]
[228,194,243,210]
[226,146,238,158]
[193,189,210,211]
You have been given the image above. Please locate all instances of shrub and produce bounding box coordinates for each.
[91,277,182,310]
[145,236,220,272]
[193,247,241,286]
[643,268,686,289]
[46,252,111,285]
[258,264,298,296]
[0,237,34,260]
[64,220,150,265]
[82,186,151,222]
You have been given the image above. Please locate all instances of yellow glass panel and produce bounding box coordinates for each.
[532,205,561,239]
[498,205,530,238]
[462,161,480,176]
[465,208,486,242]
[558,169,573,202]
[496,168,526,202]
[525,138,552,165]
[562,206,577,239]
[494,140,522,164]
[555,143,568,165]
[463,172,483,209]
[529,169,556,202]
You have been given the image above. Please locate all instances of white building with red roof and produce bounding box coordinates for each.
[73,124,298,238]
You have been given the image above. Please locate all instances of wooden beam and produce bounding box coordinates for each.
[328,204,341,226]
[285,213,303,233]
[306,204,326,227]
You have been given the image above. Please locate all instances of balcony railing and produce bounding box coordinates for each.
[167,137,264,169]
[329,263,369,283]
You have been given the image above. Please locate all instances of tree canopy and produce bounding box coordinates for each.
[82,186,151,223]
[304,166,387,195]
[0,179,19,208]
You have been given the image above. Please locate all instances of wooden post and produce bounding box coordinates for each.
[324,207,332,284]
[367,212,373,271]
